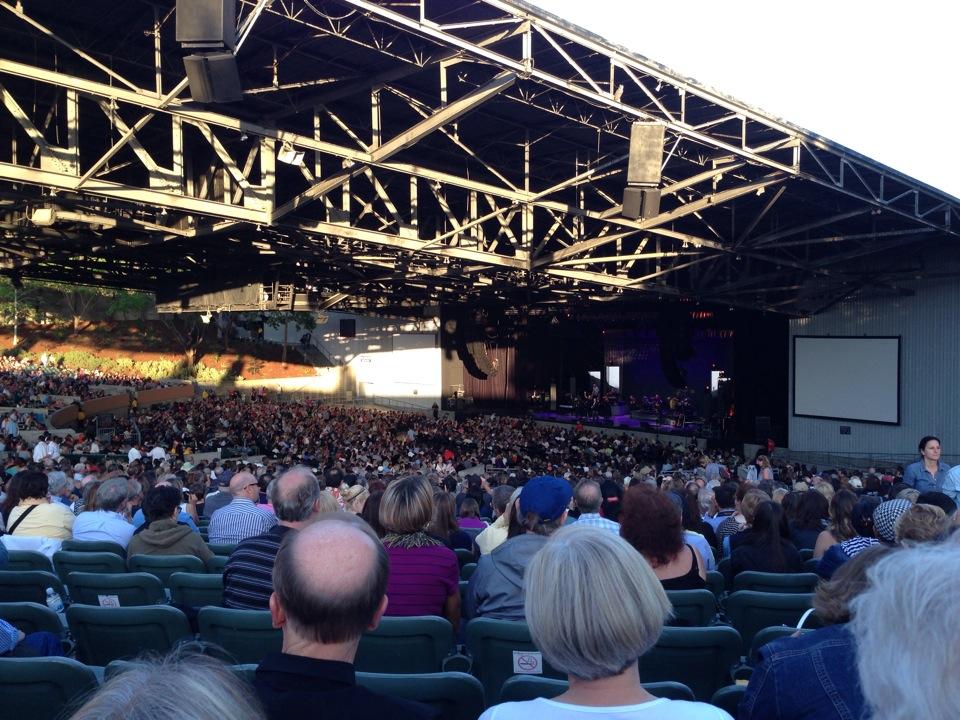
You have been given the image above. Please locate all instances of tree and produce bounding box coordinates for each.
[160,314,208,369]
[261,312,318,367]
[106,290,153,319]
[60,285,106,334]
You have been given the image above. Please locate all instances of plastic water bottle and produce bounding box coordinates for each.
[46,587,67,626]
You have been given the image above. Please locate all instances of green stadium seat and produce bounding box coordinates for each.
[716,558,734,592]
[732,571,819,594]
[0,571,66,605]
[0,601,63,636]
[66,604,193,666]
[5,550,54,573]
[799,548,815,561]
[748,625,813,665]
[168,572,224,608]
[711,684,746,716]
[705,570,725,600]
[454,548,474,568]
[61,540,127,558]
[206,555,228,573]
[65,571,164,607]
[0,657,98,720]
[127,554,206,585]
[666,589,717,627]
[355,616,455,674]
[206,544,237,557]
[464,617,565,703]
[803,557,820,573]
[356,671,484,720]
[639,625,742,701]
[197,607,281,664]
[723,591,816,654]
[53,551,126,583]
[459,563,477,581]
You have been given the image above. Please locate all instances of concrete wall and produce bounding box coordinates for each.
[788,275,960,465]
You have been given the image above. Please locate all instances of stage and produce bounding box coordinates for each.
[531,409,706,438]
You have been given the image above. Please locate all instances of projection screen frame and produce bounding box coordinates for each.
[792,335,901,426]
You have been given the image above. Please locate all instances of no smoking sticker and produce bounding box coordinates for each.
[512,650,543,674]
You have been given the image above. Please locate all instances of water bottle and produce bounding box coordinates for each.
[46,587,67,626]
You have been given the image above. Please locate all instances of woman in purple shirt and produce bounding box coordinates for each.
[379,476,461,631]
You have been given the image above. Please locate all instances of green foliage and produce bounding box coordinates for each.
[135,359,178,379]
[261,311,317,331]
[106,290,153,318]
[61,349,101,371]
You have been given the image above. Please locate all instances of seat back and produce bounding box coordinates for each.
[127,554,206,585]
[638,625,742,701]
[724,591,814,653]
[498,676,695,704]
[207,544,237,557]
[53,551,126,583]
[0,601,63,636]
[666,589,717,626]
[66,571,164,607]
[454,548,474,568]
[66,604,192,666]
[716,557,734,592]
[0,657,98,720]
[803,557,820,573]
[355,616,455,674]
[356,671,484,720]
[206,555,228,573]
[748,625,813,665]
[733,572,820,594]
[5,550,55,573]
[459,563,477,581]
[61,540,127,558]
[197,607,281,664]
[711,684,747,716]
[464,617,565,703]
[168,572,223,608]
[799,548,815,561]
[704,570,725,600]
[0,570,66,604]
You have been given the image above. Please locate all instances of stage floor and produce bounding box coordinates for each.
[531,410,703,436]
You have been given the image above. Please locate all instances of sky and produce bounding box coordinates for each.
[530,0,960,199]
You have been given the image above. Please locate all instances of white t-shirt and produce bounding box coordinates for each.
[479,698,732,720]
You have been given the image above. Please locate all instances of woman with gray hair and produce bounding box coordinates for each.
[479,525,730,719]
[69,651,265,720]
[851,543,960,720]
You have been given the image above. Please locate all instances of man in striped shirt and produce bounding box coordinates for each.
[222,467,322,610]
[572,479,620,534]
[208,472,277,545]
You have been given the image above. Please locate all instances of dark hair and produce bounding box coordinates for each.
[916,491,958,517]
[141,485,181,523]
[17,470,49,501]
[619,485,684,567]
[0,472,24,523]
[794,491,829,531]
[747,501,791,572]
[459,497,480,519]
[829,489,859,541]
[429,491,459,538]
[918,436,941,453]
[852,496,882,536]
[272,516,389,644]
[359,490,386,538]
[780,491,801,523]
[715,482,737,510]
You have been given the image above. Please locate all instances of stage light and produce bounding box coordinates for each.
[277,142,305,166]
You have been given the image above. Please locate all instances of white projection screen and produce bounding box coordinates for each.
[793,336,900,424]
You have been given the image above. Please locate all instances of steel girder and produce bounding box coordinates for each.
[0,0,955,317]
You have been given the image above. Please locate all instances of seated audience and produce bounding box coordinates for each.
[457,497,488,529]
[817,498,910,578]
[813,489,858,559]
[71,477,135,547]
[127,485,213,563]
[726,488,772,556]
[340,484,369,514]
[572,479,620,533]
[620,485,706,591]
[475,485,519,555]
[209,472,277,545]
[255,514,438,720]
[731,501,803,576]
[850,543,960,720]
[789,490,828,551]
[894,503,949,544]
[223,467,323,610]
[69,651,265,720]
[5,470,74,540]
[740,544,893,720]
[468,476,571,620]
[429,490,473,550]
[479,525,730,720]
[380,475,460,629]
[359,488,386,538]
[131,476,199,532]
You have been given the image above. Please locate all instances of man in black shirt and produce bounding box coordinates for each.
[254,514,438,720]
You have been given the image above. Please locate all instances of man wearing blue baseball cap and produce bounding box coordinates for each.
[465,476,572,621]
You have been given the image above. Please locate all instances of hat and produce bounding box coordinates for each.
[873,499,912,542]
[518,475,572,522]
[848,476,863,489]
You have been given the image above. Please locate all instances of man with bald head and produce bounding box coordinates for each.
[223,466,323,609]
[255,513,438,720]
[208,471,277,545]
[572,479,620,534]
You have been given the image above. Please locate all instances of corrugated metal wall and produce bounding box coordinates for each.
[789,278,960,464]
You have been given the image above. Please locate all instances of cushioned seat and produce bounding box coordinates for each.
[0,601,63,636]
[65,571,164,607]
[66,604,193,665]
[356,671,484,720]
[733,571,819,594]
[4,550,55,573]
[723,590,816,653]
[638,625,742,701]
[0,657,98,720]
[52,551,126,584]
[127,554,206,586]
[665,588,717,627]
[0,570,66,605]
[61,540,127,558]
[197,607,281,664]
[355,615,455,674]
[168,572,223,608]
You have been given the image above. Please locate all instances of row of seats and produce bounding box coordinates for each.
[0,654,748,720]
[0,597,809,703]
[4,550,229,581]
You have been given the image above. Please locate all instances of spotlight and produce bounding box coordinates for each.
[277,142,305,166]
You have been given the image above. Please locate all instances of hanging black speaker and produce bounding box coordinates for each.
[176,0,237,50]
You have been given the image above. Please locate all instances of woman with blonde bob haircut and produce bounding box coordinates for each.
[479,525,731,719]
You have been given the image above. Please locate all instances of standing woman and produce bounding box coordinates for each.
[903,436,950,494]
